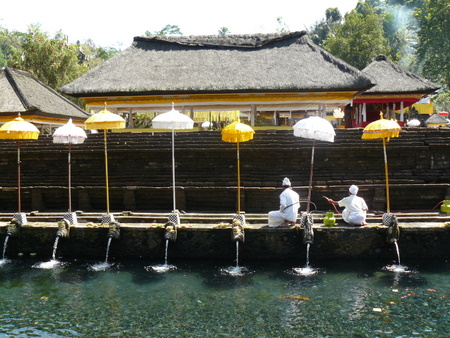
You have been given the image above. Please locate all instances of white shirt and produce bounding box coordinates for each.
[338,194,368,214]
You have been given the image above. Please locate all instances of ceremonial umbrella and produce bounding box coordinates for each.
[52,119,87,214]
[152,103,194,213]
[85,107,125,215]
[0,115,40,213]
[221,119,255,214]
[406,119,421,127]
[362,113,401,213]
[293,116,335,213]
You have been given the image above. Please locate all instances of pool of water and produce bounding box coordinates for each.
[0,256,448,337]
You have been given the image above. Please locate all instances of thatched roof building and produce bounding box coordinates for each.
[0,67,90,130]
[425,113,448,127]
[350,55,440,127]
[61,31,374,125]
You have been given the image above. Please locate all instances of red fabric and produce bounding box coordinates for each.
[353,98,418,109]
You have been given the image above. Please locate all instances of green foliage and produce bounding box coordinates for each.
[7,25,87,90]
[145,24,183,37]
[323,6,391,69]
[309,8,342,46]
[276,17,290,33]
[218,27,230,35]
[76,39,120,70]
[0,27,26,67]
[414,0,450,90]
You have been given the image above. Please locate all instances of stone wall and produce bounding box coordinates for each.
[2,225,449,260]
[0,128,449,213]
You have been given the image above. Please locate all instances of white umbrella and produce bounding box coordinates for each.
[407,119,421,127]
[293,116,335,213]
[201,121,211,129]
[53,119,87,214]
[152,103,194,213]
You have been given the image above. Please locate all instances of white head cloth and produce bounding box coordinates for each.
[349,185,359,195]
[282,177,291,186]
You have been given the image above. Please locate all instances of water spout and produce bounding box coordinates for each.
[384,213,400,244]
[231,219,245,243]
[7,218,22,237]
[56,219,70,238]
[107,221,121,240]
[301,213,314,245]
[164,221,177,242]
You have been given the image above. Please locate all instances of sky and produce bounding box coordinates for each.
[1,0,359,49]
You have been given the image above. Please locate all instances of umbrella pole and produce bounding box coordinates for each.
[237,141,241,214]
[17,140,21,213]
[172,127,176,212]
[306,139,316,213]
[68,143,72,213]
[383,137,391,213]
[104,129,110,215]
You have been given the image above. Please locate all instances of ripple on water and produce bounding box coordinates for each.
[89,262,114,271]
[291,265,323,276]
[220,266,250,276]
[32,260,65,269]
[145,264,177,273]
[0,258,11,267]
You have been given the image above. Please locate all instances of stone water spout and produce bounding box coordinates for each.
[231,219,245,243]
[384,213,400,243]
[164,222,178,242]
[107,221,121,240]
[56,219,70,238]
[301,213,314,245]
[7,218,22,237]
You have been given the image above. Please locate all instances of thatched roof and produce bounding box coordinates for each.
[361,55,440,95]
[0,67,90,122]
[425,113,448,125]
[61,31,374,97]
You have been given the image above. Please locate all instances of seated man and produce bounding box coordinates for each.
[268,177,300,227]
[324,185,368,226]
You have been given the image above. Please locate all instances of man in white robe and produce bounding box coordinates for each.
[268,177,300,227]
[324,185,368,226]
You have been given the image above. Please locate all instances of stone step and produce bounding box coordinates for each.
[1,212,449,227]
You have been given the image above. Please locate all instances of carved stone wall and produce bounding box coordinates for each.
[0,128,448,213]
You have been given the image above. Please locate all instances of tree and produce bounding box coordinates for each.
[76,39,120,69]
[218,27,230,35]
[145,24,183,37]
[414,0,450,90]
[309,8,342,46]
[323,5,390,69]
[8,25,87,90]
[276,17,290,33]
[0,27,26,67]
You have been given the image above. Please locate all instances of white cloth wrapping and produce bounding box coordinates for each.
[338,194,368,225]
[268,188,300,227]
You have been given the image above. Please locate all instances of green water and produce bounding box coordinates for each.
[0,257,448,337]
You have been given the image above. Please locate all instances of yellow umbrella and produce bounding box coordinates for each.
[221,119,255,214]
[362,113,401,212]
[0,115,40,213]
[85,106,125,215]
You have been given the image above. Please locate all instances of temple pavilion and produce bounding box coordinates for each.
[0,67,90,132]
[350,55,440,128]
[60,31,375,127]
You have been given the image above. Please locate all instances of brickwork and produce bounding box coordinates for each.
[0,128,448,213]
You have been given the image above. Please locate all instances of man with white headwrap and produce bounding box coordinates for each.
[268,177,300,227]
[324,185,368,226]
